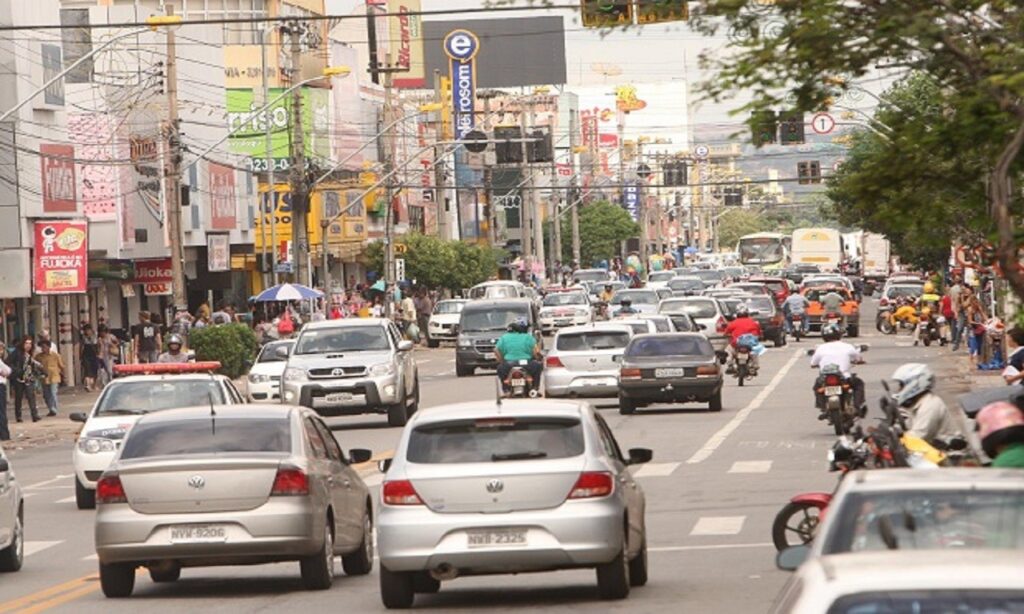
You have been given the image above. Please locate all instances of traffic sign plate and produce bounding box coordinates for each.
[463,129,488,153]
[694,145,710,159]
[811,112,836,135]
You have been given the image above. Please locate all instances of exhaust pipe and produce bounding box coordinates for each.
[431,563,459,581]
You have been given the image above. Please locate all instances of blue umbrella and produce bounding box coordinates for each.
[254,283,324,302]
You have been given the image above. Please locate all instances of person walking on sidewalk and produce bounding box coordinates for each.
[0,350,11,440]
[10,336,42,423]
[96,325,118,386]
[79,322,99,392]
[36,340,63,417]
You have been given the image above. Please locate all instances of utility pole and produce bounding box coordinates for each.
[286,21,309,286]
[638,140,648,270]
[569,111,581,265]
[432,70,449,240]
[261,25,278,286]
[383,57,397,316]
[163,6,187,312]
[479,89,499,245]
[519,101,534,272]
[551,153,562,272]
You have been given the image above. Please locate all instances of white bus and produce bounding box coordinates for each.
[737,232,789,270]
[791,228,844,271]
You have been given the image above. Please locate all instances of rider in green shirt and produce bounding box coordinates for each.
[495,318,542,393]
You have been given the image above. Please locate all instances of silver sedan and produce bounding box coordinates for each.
[377,399,652,608]
[93,404,374,597]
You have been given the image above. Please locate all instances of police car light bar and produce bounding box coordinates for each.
[112,362,222,377]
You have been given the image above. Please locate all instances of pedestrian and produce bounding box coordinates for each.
[132,311,161,364]
[36,340,63,417]
[10,336,42,423]
[399,289,417,336]
[96,325,118,386]
[1003,328,1024,385]
[0,348,11,440]
[413,289,432,344]
[948,276,964,350]
[169,310,193,348]
[964,289,988,367]
[211,301,233,325]
[79,322,99,391]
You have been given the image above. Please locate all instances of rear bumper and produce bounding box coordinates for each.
[619,378,722,402]
[456,348,498,369]
[544,369,619,397]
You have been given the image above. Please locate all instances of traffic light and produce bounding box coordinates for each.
[797,160,821,184]
[494,126,523,164]
[723,186,743,206]
[527,127,553,163]
[581,0,633,28]
[751,110,778,147]
[663,161,687,186]
[779,111,805,145]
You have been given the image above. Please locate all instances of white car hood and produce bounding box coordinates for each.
[248,361,288,377]
[429,313,461,325]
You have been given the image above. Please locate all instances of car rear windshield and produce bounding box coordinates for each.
[295,327,390,354]
[825,490,1024,554]
[668,279,704,290]
[693,270,725,282]
[627,336,712,357]
[461,308,528,332]
[120,417,291,459]
[573,270,609,284]
[677,300,718,319]
[887,286,923,299]
[433,301,465,315]
[827,591,1024,613]
[665,314,695,331]
[407,417,585,463]
[557,331,630,352]
[743,297,775,314]
[96,380,226,416]
[649,272,675,282]
[611,291,658,305]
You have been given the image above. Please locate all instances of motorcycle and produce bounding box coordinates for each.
[789,313,806,342]
[879,297,918,335]
[809,345,869,436]
[502,361,539,399]
[915,309,947,347]
[730,335,760,387]
[821,310,846,334]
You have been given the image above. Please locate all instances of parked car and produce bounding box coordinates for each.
[456,299,538,377]
[538,291,593,335]
[658,297,729,353]
[426,299,467,348]
[70,365,247,510]
[0,447,23,572]
[618,333,724,414]
[545,325,632,398]
[281,318,420,427]
[376,399,652,608]
[93,405,375,597]
[247,339,295,402]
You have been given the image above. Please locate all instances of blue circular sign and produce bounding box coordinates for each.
[443,29,479,62]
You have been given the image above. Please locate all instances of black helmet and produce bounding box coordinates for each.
[822,323,843,342]
[507,317,529,333]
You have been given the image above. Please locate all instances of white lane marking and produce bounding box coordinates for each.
[650,542,773,553]
[24,474,74,490]
[728,460,773,474]
[362,473,384,488]
[633,462,680,478]
[55,496,77,504]
[24,541,62,557]
[686,349,803,464]
[691,516,746,536]
[82,553,98,561]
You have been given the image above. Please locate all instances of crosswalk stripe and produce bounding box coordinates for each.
[690,516,745,536]
[24,541,62,557]
[633,462,680,478]
[728,460,772,474]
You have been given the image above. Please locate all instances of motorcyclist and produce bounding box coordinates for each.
[914,281,944,345]
[976,401,1024,468]
[782,292,811,335]
[810,323,866,415]
[157,334,189,363]
[494,317,543,393]
[599,284,616,303]
[614,298,639,316]
[725,305,763,374]
[820,287,846,313]
[890,363,971,448]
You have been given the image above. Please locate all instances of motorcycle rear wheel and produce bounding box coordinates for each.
[829,408,845,436]
[737,364,747,387]
[772,501,824,551]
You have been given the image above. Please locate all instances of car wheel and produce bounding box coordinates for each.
[407,378,420,415]
[300,521,334,590]
[709,390,723,413]
[413,571,441,594]
[427,338,439,349]
[149,564,181,583]
[618,395,636,415]
[628,538,648,587]
[595,543,630,600]
[99,562,136,598]
[455,362,473,377]
[342,507,374,576]
[848,325,860,338]
[387,398,409,427]
[0,508,23,572]
[380,566,416,609]
[75,476,96,510]
[774,333,786,347]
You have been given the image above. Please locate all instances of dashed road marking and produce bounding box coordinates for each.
[55,496,76,504]
[24,541,62,557]
[728,460,772,474]
[691,516,746,536]
[633,462,680,478]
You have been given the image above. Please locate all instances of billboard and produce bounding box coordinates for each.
[444,30,480,140]
[40,144,77,213]
[68,113,119,220]
[226,87,330,171]
[255,184,370,251]
[418,17,567,89]
[34,221,87,294]
[389,0,426,89]
[208,163,237,230]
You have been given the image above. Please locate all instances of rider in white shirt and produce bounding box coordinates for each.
[810,324,866,413]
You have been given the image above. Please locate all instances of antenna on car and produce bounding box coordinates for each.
[208,391,217,435]
[495,378,503,410]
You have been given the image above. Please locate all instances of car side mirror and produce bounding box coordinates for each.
[626,447,653,465]
[275,346,289,359]
[242,359,254,370]
[0,459,8,473]
[397,340,414,352]
[69,412,88,423]
[378,458,393,473]
[349,448,373,464]
[776,545,810,571]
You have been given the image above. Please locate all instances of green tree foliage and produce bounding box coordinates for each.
[575,201,640,266]
[189,323,258,379]
[365,233,500,293]
[691,1,1024,299]
[716,208,774,249]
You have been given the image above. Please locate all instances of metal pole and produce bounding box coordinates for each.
[638,141,648,271]
[432,69,449,240]
[569,111,581,265]
[519,103,533,269]
[383,58,396,317]
[261,26,278,286]
[287,23,308,286]
[551,150,562,270]
[164,7,186,312]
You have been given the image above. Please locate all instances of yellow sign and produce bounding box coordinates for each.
[255,182,369,250]
[395,243,408,255]
[615,85,647,113]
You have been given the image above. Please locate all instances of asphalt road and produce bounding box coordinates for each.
[1,302,968,613]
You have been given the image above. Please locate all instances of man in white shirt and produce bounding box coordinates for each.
[810,324,866,412]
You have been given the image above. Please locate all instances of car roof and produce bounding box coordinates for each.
[408,399,589,426]
[302,317,390,331]
[838,467,1024,491]
[134,403,296,423]
[802,550,1024,592]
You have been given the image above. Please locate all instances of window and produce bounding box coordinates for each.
[303,418,328,459]
[627,335,713,357]
[827,591,1024,613]
[294,327,390,354]
[120,418,291,458]
[543,293,588,307]
[593,413,624,463]
[407,418,584,464]
[433,301,465,315]
[96,380,226,416]
[312,419,343,462]
[556,331,630,352]
[460,308,529,333]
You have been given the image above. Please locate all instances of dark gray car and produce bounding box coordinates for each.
[617,333,724,414]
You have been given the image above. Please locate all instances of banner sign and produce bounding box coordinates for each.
[40,144,77,213]
[33,221,87,294]
[207,234,230,272]
[389,0,426,88]
[208,162,237,230]
[144,283,172,296]
[622,183,640,221]
[443,29,480,140]
[133,258,172,284]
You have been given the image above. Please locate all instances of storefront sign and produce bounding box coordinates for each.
[33,221,87,294]
[40,144,77,213]
[226,88,329,162]
[390,0,426,88]
[207,234,230,272]
[134,258,172,284]
[208,163,237,230]
[622,184,640,221]
[444,30,480,140]
[144,283,171,296]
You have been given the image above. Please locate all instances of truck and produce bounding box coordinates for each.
[791,228,844,271]
[860,233,891,291]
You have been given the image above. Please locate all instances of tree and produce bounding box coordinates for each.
[716,208,773,249]
[691,1,1024,299]
[365,233,499,293]
[573,200,640,266]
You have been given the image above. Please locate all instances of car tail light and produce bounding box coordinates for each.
[620,367,641,380]
[382,480,424,506]
[96,474,127,504]
[271,466,310,496]
[545,356,565,368]
[715,317,727,333]
[696,365,719,377]
[568,472,614,499]
[824,374,842,387]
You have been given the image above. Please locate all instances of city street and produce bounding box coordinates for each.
[1,303,972,613]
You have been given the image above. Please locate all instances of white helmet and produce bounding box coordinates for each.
[891,363,935,407]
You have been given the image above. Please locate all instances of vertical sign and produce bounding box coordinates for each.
[622,183,640,221]
[41,44,65,106]
[208,162,237,230]
[33,221,87,294]
[40,144,77,213]
[443,29,480,140]
[207,234,230,272]
[389,0,426,88]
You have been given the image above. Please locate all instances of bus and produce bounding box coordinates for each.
[737,233,789,270]
[791,227,844,271]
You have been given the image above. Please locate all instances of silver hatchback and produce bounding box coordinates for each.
[94,405,374,597]
[377,400,652,608]
[544,325,632,398]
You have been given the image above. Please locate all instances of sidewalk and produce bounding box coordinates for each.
[3,386,100,452]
